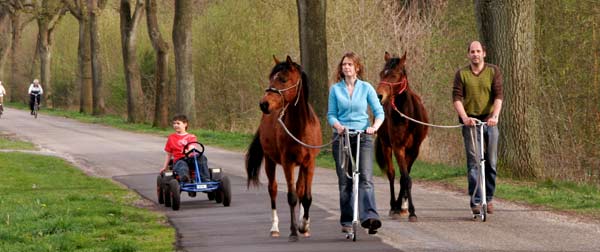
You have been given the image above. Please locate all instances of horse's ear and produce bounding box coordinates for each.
[273,55,280,64]
[286,55,293,65]
[384,51,392,62]
[400,51,407,65]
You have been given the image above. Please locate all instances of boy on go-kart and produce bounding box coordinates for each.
[160,114,210,182]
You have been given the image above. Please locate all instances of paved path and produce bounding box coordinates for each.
[1,107,599,252]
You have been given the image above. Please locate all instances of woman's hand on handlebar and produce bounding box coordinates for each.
[365,126,377,135]
[334,123,345,134]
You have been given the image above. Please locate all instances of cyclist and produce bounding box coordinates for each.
[28,79,43,115]
[0,80,6,111]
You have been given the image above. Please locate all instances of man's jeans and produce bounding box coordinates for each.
[462,125,498,206]
[332,133,379,226]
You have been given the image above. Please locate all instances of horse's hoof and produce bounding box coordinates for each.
[288,234,299,242]
[270,231,280,238]
[408,215,418,222]
[400,209,409,217]
[298,227,308,234]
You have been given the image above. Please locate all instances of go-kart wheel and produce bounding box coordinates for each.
[156,175,165,204]
[221,176,231,207]
[207,192,215,201]
[215,188,223,204]
[168,179,181,211]
[164,179,172,207]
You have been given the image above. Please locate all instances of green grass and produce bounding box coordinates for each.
[7,103,600,220]
[0,151,174,251]
[0,135,36,150]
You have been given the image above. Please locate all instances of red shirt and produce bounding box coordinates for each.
[164,133,197,162]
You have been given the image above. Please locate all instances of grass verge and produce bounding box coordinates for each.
[0,147,174,251]
[8,103,600,220]
[0,134,36,150]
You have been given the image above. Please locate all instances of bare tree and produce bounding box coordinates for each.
[1,0,35,102]
[0,8,11,82]
[297,0,328,135]
[34,0,67,108]
[63,0,93,113]
[120,0,145,123]
[172,0,195,121]
[146,0,169,128]
[89,0,106,115]
[475,0,542,178]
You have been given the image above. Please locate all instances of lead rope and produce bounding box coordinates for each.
[276,78,339,149]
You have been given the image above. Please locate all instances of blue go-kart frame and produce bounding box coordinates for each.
[156,141,231,210]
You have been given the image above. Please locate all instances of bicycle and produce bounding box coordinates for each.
[339,128,365,241]
[31,93,40,119]
[471,119,488,222]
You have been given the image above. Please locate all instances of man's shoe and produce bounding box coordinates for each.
[471,206,481,215]
[487,202,494,214]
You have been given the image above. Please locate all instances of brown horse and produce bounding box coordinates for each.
[375,52,429,222]
[246,56,322,241]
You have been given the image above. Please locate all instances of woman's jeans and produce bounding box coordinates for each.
[462,125,498,206]
[332,133,379,226]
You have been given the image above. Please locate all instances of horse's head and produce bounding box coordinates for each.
[259,55,304,114]
[377,51,409,104]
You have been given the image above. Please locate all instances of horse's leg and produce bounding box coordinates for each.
[296,163,313,237]
[393,148,410,218]
[405,149,419,222]
[265,158,280,237]
[379,142,398,218]
[282,164,299,242]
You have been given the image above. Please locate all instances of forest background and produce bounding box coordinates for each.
[0,0,598,185]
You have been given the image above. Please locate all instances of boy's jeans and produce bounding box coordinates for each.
[173,154,210,182]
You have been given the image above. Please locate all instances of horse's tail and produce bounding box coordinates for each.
[245,130,263,188]
[375,136,388,176]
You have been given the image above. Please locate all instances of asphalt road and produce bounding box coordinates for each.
[1,107,599,252]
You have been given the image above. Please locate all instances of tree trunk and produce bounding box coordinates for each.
[36,2,66,109]
[9,11,23,102]
[37,19,54,108]
[475,0,542,178]
[78,14,93,113]
[173,0,195,121]
[146,0,169,128]
[0,13,11,82]
[297,0,328,134]
[90,0,105,115]
[120,0,145,123]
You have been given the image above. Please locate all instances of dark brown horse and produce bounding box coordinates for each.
[246,56,322,241]
[375,52,429,222]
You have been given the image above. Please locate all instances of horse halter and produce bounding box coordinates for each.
[379,76,408,111]
[379,76,408,96]
[265,73,302,107]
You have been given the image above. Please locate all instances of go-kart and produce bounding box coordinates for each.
[156,142,231,210]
